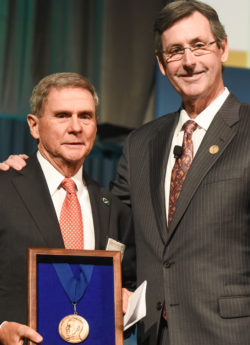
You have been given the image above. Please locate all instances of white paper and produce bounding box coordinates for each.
[123,280,147,331]
[106,238,125,260]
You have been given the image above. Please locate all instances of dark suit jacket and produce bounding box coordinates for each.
[111,93,250,345]
[0,154,135,324]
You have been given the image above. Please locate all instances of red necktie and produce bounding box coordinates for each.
[60,178,84,249]
[168,120,197,226]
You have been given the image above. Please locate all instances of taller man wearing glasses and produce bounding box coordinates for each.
[111,1,250,344]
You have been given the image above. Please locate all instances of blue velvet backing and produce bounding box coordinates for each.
[37,259,115,345]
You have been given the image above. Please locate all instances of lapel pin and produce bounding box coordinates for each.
[209,145,219,155]
[102,197,110,206]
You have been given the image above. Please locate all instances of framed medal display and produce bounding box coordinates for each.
[27,248,123,345]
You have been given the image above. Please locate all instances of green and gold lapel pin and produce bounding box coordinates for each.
[102,197,110,206]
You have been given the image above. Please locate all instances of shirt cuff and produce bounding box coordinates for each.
[0,321,7,328]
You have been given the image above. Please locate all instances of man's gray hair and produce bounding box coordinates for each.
[30,72,99,116]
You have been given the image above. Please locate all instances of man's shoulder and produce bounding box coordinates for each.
[132,111,178,136]
[0,168,13,180]
[0,154,41,185]
[123,111,178,151]
[0,167,23,195]
[224,92,250,112]
[239,101,250,113]
[222,93,250,125]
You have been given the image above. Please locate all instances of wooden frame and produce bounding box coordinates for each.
[27,248,123,345]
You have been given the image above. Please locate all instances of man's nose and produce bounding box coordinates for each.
[69,116,82,132]
[182,48,196,66]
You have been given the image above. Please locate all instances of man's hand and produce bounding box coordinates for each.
[0,154,28,171]
[122,288,134,314]
[0,321,42,345]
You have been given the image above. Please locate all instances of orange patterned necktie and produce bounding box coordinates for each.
[60,178,84,249]
[168,120,197,227]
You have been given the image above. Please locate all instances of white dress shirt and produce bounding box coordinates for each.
[164,88,230,221]
[37,151,95,249]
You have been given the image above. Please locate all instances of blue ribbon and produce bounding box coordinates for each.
[53,264,94,304]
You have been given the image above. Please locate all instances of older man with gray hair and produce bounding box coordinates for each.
[0,72,135,345]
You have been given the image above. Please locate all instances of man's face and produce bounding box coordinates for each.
[66,320,79,336]
[157,11,228,106]
[27,87,97,174]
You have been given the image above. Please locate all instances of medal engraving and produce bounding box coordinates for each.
[59,314,89,343]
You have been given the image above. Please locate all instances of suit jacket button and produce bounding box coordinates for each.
[156,302,163,310]
[164,260,171,268]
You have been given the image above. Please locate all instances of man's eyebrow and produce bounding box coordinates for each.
[167,37,205,48]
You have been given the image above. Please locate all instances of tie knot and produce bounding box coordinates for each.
[61,178,76,194]
[182,120,197,135]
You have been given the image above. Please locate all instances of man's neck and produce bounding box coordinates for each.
[184,99,210,118]
[37,150,83,178]
[183,88,226,119]
[57,165,81,178]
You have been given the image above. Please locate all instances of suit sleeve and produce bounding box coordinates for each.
[110,135,137,289]
[110,136,132,207]
[119,204,136,291]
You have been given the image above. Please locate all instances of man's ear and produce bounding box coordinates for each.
[156,55,167,77]
[220,37,229,64]
[27,114,39,140]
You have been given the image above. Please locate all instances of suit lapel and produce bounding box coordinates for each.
[168,94,241,237]
[84,172,110,250]
[11,155,64,248]
[12,158,111,250]
[149,113,179,243]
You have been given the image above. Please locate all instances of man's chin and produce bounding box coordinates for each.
[181,86,207,102]
[64,156,85,165]
[61,149,88,163]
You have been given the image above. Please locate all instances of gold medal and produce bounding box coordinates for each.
[54,264,93,343]
[59,314,89,343]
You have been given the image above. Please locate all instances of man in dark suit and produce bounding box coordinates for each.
[111,1,250,344]
[0,72,135,345]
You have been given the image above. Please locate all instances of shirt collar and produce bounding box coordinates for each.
[37,151,84,196]
[178,87,230,132]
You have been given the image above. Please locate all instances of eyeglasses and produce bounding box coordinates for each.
[161,41,217,62]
